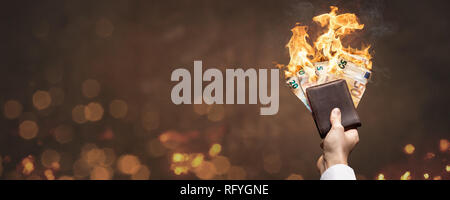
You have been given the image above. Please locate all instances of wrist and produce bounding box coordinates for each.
[325,154,348,168]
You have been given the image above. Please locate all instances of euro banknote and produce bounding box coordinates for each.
[286,76,311,111]
[285,57,371,110]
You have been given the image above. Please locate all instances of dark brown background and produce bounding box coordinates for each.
[0,0,449,179]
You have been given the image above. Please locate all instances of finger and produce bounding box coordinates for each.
[345,129,359,144]
[330,108,342,128]
[316,155,325,174]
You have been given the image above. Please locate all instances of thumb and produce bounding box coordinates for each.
[345,129,359,145]
[330,108,342,128]
[316,155,326,174]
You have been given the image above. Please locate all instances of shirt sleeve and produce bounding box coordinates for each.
[320,164,356,180]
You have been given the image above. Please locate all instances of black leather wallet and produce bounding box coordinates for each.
[306,79,361,138]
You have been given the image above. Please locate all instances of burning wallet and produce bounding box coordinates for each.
[306,79,361,138]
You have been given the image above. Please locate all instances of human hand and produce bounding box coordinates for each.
[317,108,359,174]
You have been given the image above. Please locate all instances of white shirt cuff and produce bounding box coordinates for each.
[320,164,356,180]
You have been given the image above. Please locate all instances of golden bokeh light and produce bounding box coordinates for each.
[54,124,74,144]
[286,174,304,180]
[84,102,104,122]
[400,171,411,180]
[433,176,442,180]
[32,90,52,110]
[78,144,115,169]
[159,130,183,150]
[446,165,450,172]
[58,176,75,180]
[73,159,91,178]
[174,166,189,175]
[439,139,449,152]
[21,156,35,175]
[84,148,106,167]
[90,166,112,180]
[193,101,210,116]
[72,104,87,124]
[82,79,101,98]
[109,99,128,119]
[209,143,222,157]
[51,162,60,170]
[44,169,55,180]
[194,161,216,180]
[227,166,247,180]
[376,173,385,180]
[41,149,61,169]
[169,152,211,176]
[3,100,23,119]
[19,120,39,140]
[425,152,436,160]
[131,165,151,180]
[117,154,141,175]
[211,156,230,175]
[169,152,218,176]
[423,173,430,179]
[191,154,204,168]
[80,143,97,156]
[403,144,415,155]
[103,148,117,167]
[172,153,186,163]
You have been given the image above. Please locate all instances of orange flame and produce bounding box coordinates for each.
[284,6,371,79]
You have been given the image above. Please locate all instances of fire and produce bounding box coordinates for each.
[283,6,371,79]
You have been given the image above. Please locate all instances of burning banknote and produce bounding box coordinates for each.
[281,6,373,110]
